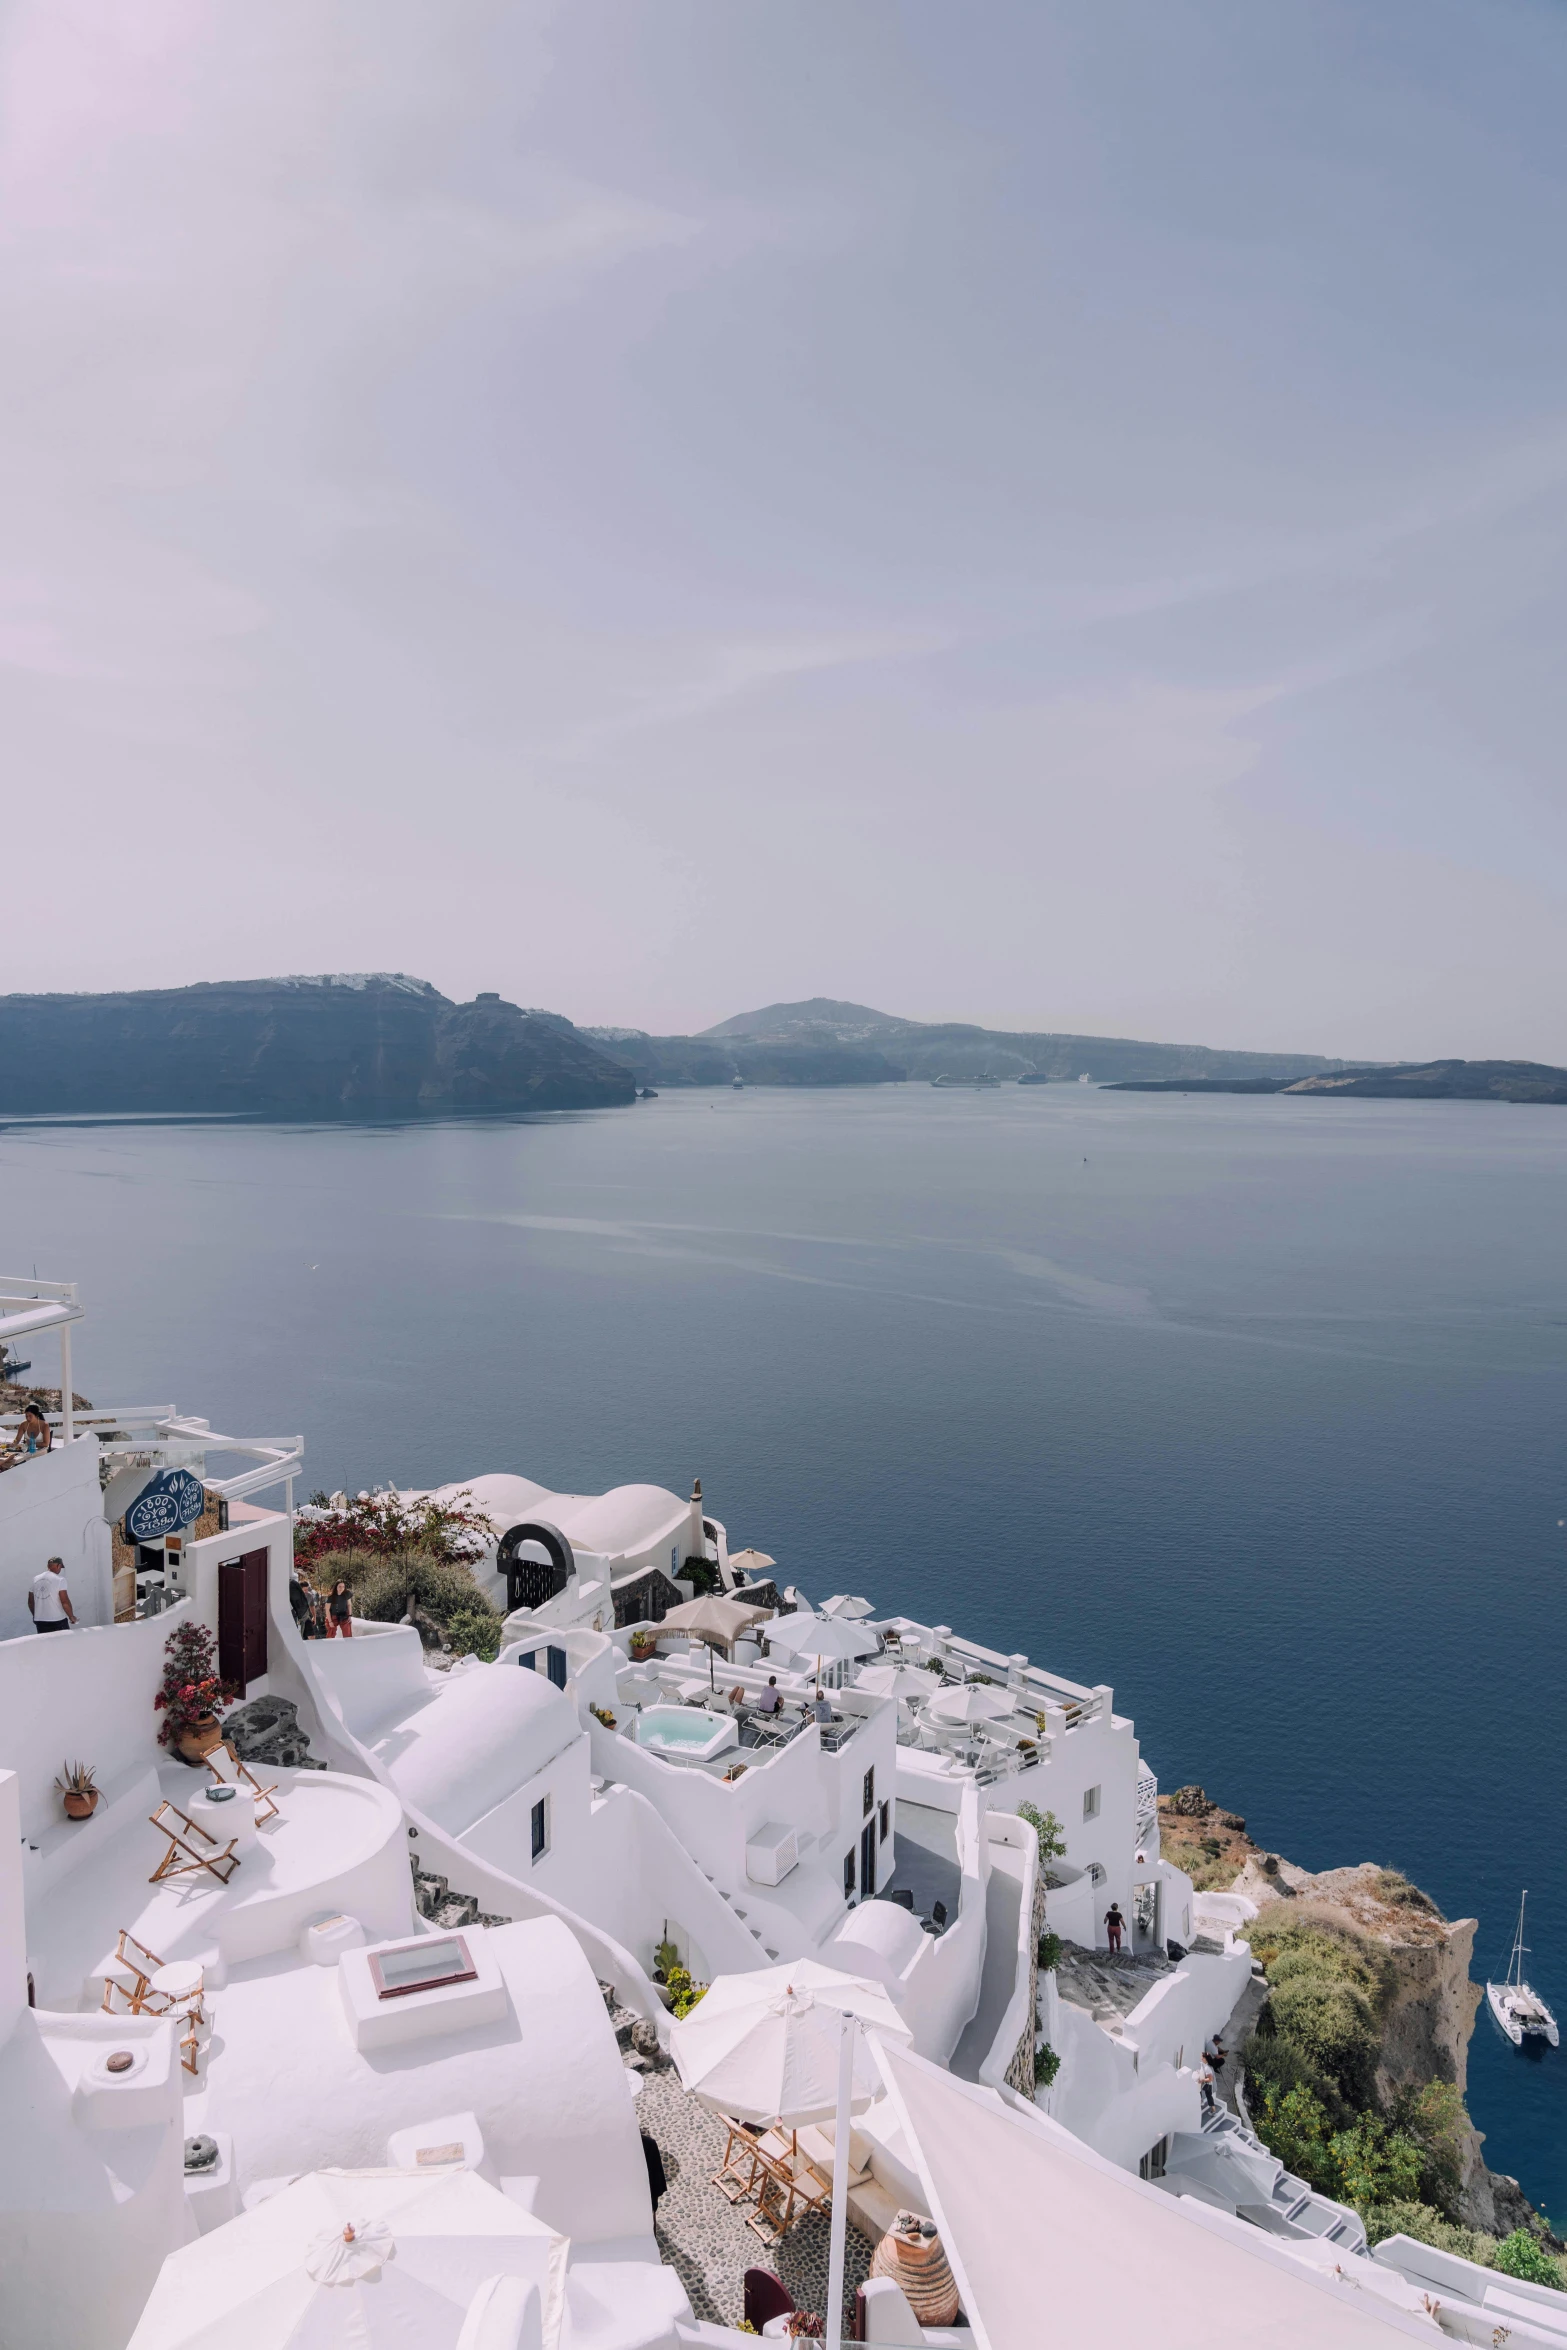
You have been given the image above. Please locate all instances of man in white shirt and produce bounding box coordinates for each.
[29,1556,75,1633]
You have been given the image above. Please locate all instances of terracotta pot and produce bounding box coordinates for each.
[870,2214,959,2328]
[62,1789,99,1821]
[176,1715,224,1765]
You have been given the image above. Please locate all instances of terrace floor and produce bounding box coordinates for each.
[879,1801,961,1921]
[635,2065,873,2328]
[1054,1939,1176,2024]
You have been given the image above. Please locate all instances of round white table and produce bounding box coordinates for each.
[186,1783,257,1854]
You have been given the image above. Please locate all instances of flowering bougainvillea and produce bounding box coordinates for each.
[293,1489,490,1574]
[153,1620,237,1748]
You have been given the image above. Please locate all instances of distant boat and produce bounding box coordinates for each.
[638,1088,659,1099]
[1487,1893,1559,2047]
[731,1076,744,1089]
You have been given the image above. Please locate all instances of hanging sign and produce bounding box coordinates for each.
[124,1468,206,1545]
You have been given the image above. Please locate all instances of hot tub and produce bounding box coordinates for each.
[635,1705,739,1763]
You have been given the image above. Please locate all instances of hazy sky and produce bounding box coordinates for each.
[5,2,1567,1058]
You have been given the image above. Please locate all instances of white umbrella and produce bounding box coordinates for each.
[820,1593,876,1621]
[126,2167,567,2350]
[727,1548,776,1579]
[925,1683,1016,1729]
[764,1612,880,1667]
[670,1960,910,2126]
[855,1661,940,1704]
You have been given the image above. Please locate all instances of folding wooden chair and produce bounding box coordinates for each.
[206,1751,280,1823]
[744,2153,800,2249]
[100,1930,206,2027]
[712,2118,769,2205]
[148,1800,240,1885]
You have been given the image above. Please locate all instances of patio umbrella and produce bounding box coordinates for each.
[727,1548,776,1582]
[854,1661,940,1704]
[764,1613,879,1668]
[674,1961,911,2350]
[657,1593,772,1651]
[925,1683,1015,1729]
[820,1593,876,1620]
[125,2167,567,2350]
[670,1960,910,2126]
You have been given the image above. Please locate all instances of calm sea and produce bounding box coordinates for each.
[5,1084,1564,2214]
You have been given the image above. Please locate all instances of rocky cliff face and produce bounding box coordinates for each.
[0,977,634,1116]
[1231,1853,1540,2237]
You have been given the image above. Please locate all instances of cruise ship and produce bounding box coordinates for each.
[0,1271,1556,2349]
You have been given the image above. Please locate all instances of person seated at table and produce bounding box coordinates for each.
[1,1402,52,1470]
[755,1675,783,1716]
[810,1688,833,1726]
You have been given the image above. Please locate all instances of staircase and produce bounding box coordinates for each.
[1163,2103,1366,2254]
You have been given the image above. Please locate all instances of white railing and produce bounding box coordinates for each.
[159,1415,304,1502]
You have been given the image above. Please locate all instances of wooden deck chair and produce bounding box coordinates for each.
[206,1751,279,1823]
[744,2156,799,2248]
[712,2119,769,2205]
[100,1930,205,2026]
[148,1800,239,1885]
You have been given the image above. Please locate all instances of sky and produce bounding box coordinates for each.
[4,0,1567,1060]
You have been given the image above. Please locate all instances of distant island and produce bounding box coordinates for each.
[2,981,1560,1116]
[1110,1060,1567,1105]
[589,996,1341,1091]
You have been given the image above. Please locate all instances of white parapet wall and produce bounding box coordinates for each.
[0,1436,113,1636]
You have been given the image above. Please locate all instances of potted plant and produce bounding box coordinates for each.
[154,1621,238,1766]
[629,1630,658,1663]
[55,1760,100,1821]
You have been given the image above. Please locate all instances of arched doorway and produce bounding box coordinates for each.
[496,1521,574,1613]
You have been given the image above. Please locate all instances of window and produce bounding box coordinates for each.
[1087,1862,1106,1887]
[531,1797,549,1862]
[843,1848,856,1899]
[546,1645,568,1690]
[1138,2137,1170,2182]
[862,1767,875,1820]
[369,1936,477,2000]
[878,1800,890,1844]
[1082,1785,1101,1822]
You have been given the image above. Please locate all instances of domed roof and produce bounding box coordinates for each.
[820,1900,926,1992]
[377,1661,579,1836]
[431,1474,553,1529]
[552,1484,688,1556]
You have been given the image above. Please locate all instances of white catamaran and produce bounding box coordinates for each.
[1486,1892,1560,2048]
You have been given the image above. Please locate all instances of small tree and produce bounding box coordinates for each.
[153,1621,237,1749]
[1017,1803,1067,1866]
[1034,2041,1060,2088]
[1492,2229,1566,2290]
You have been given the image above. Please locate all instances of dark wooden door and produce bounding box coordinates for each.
[859,1818,877,1900]
[219,1549,270,1692]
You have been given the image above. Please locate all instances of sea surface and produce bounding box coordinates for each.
[5,1083,1565,2215]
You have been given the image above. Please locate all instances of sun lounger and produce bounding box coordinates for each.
[206,1751,280,1823]
[100,1930,206,2027]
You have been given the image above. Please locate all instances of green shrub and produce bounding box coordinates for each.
[330,1548,500,1638]
[1361,2202,1497,2262]
[1250,1915,1391,2009]
[1254,2085,1342,2196]
[1373,1870,1441,1917]
[1390,2080,1469,2219]
[1330,2114,1424,2209]
[1034,2042,1060,2088]
[1492,2229,1566,2290]
[1268,1974,1382,2110]
[446,1606,503,1663]
[1037,1930,1063,1973]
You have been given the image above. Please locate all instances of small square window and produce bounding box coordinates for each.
[531,1797,549,1862]
[368,1936,477,2000]
[1083,1785,1101,1821]
[843,1848,856,1899]
[862,1767,875,1820]
[878,1800,890,1844]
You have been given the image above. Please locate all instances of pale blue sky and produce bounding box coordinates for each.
[4,1,1566,1057]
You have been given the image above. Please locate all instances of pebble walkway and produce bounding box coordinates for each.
[636,2066,875,2328]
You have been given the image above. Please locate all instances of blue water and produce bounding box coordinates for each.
[5,1085,1564,2215]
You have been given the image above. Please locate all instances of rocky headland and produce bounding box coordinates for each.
[1159,1787,1557,2253]
[0,976,635,1117]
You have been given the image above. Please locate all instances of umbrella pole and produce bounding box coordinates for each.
[825,2010,854,2350]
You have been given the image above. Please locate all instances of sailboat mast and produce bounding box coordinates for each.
[1510,1891,1529,1989]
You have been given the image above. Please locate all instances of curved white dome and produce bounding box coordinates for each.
[431,1474,554,1530]
[551,1484,687,1556]
[376,1662,579,1836]
[820,1900,925,1994]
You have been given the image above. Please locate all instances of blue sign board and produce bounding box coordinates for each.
[124,1469,206,1546]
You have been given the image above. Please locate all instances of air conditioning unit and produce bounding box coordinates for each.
[746,1822,799,1886]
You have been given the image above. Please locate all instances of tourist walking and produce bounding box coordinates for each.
[1197,2053,1217,2116]
[288,1567,316,1639]
[29,1554,75,1633]
[1104,1901,1126,1954]
[327,1579,353,1638]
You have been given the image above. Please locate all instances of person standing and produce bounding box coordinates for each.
[1197,2052,1218,2116]
[1104,1901,1126,1954]
[327,1579,353,1638]
[29,1555,75,1633]
[288,1567,315,1639]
